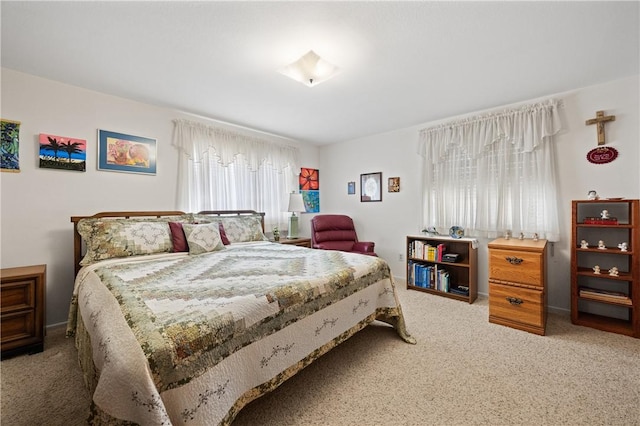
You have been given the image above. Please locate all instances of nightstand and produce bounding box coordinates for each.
[1,264,46,359]
[488,238,547,335]
[277,238,312,248]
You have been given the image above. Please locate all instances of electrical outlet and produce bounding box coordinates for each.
[398,253,404,261]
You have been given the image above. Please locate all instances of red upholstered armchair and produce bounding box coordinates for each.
[310,214,376,256]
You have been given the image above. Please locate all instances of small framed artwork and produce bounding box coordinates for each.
[301,190,320,213]
[39,133,87,172]
[98,129,157,175]
[347,181,356,195]
[1,119,21,172]
[388,176,400,192]
[360,172,382,202]
[299,167,319,190]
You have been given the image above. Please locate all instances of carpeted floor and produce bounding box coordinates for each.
[2,284,639,425]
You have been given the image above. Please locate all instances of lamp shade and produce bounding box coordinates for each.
[288,193,306,213]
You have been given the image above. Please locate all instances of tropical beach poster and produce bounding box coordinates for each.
[39,133,86,172]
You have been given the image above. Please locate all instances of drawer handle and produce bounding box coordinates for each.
[505,256,523,265]
[506,297,523,305]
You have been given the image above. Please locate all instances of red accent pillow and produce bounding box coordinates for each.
[169,222,189,252]
[219,223,230,245]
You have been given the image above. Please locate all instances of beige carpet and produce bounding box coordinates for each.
[2,284,639,425]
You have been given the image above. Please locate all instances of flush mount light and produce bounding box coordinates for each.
[278,50,340,87]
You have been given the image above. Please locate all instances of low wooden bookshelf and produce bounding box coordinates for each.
[406,235,477,304]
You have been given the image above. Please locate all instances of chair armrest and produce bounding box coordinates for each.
[353,241,375,253]
[314,241,356,252]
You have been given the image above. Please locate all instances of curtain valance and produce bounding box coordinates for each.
[418,99,562,164]
[172,118,300,172]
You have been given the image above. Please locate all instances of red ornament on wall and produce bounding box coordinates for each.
[586,147,618,164]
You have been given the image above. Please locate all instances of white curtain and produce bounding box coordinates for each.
[172,119,300,230]
[418,99,562,241]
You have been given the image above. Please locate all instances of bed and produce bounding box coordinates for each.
[66,210,415,425]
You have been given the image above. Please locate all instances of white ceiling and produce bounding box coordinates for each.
[2,1,638,145]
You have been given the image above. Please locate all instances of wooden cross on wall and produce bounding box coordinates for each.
[585,110,615,146]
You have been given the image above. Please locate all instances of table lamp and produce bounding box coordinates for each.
[287,192,305,238]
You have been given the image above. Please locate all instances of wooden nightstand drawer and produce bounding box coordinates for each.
[1,310,36,345]
[489,281,545,334]
[489,248,543,287]
[1,264,46,359]
[1,279,36,314]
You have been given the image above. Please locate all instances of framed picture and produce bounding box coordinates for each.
[301,190,320,213]
[1,119,21,172]
[39,133,87,172]
[388,176,400,192]
[347,181,356,195]
[299,167,319,190]
[360,172,382,202]
[98,129,157,175]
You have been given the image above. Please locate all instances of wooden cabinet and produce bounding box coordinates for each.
[1,264,46,359]
[571,199,639,338]
[406,235,477,303]
[278,237,312,248]
[488,238,547,335]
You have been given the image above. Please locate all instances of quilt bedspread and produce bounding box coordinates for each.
[67,241,414,425]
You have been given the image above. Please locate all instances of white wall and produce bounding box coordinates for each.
[0,68,319,326]
[316,75,640,313]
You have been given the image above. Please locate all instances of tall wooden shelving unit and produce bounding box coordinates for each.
[406,235,477,304]
[571,199,639,338]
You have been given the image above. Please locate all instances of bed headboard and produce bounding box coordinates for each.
[70,210,265,276]
[196,210,265,232]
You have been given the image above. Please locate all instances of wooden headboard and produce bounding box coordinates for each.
[70,210,265,276]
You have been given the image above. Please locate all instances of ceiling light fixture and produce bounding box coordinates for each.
[279,50,340,87]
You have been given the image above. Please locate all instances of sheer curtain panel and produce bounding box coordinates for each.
[418,99,562,241]
[172,119,300,230]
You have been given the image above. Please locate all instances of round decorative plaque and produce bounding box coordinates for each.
[586,147,618,164]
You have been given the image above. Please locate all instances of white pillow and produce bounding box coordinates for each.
[182,222,225,255]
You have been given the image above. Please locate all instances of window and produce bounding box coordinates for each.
[172,119,300,229]
[418,100,561,241]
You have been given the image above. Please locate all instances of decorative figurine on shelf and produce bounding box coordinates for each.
[609,266,619,276]
[580,240,589,249]
[618,242,628,252]
[593,265,601,274]
[426,226,438,235]
[504,230,511,240]
[587,190,599,200]
[519,232,525,240]
[601,210,610,219]
[533,233,539,241]
[272,227,280,242]
[598,240,606,250]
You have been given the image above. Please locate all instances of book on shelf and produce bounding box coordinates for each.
[579,286,632,305]
[408,261,451,292]
[449,286,470,296]
[408,240,447,261]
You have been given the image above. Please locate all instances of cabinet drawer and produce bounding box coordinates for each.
[489,282,544,329]
[489,249,543,287]
[1,310,36,345]
[1,279,36,313]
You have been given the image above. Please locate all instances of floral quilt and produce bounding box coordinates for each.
[67,241,414,425]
